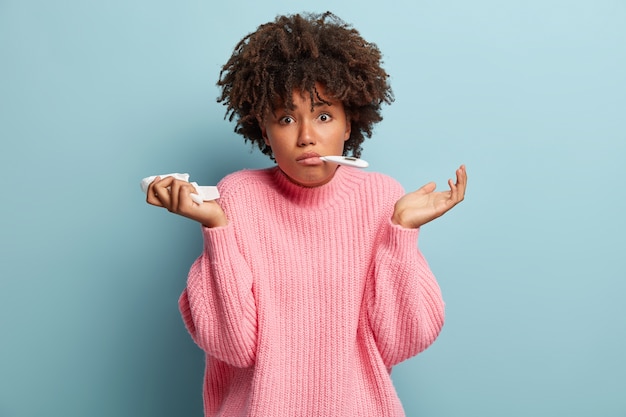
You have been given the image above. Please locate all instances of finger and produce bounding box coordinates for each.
[455,165,467,201]
[171,182,196,213]
[152,176,175,210]
[456,165,467,186]
[447,165,468,204]
[448,177,458,203]
[180,183,199,209]
[146,176,164,207]
[169,180,181,213]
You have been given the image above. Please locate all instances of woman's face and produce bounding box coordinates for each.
[261,84,351,187]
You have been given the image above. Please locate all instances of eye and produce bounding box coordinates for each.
[318,113,332,122]
[279,115,294,125]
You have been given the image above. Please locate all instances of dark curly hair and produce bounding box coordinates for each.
[217,11,394,159]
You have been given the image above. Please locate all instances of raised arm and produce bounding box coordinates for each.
[367,165,467,367]
[145,176,257,367]
[366,224,445,368]
[179,225,258,368]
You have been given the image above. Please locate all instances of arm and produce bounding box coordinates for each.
[366,223,444,368]
[145,175,257,366]
[147,175,256,365]
[367,165,466,367]
[179,224,257,368]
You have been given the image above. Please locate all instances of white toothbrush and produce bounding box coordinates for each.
[319,155,369,168]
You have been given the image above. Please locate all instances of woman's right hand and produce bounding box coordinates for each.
[146,176,228,228]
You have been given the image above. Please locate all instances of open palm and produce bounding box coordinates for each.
[392,165,467,229]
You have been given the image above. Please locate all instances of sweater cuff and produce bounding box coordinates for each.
[200,223,238,262]
[384,219,421,252]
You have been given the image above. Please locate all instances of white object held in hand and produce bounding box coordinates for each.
[140,173,219,205]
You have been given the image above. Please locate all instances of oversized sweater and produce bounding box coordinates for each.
[178,166,445,417]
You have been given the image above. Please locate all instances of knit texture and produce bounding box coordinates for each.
[179,166,445,416]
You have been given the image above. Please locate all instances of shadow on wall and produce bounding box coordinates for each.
[92,231,206,417]
[116,129,268,416]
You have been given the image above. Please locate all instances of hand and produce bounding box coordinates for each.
[146,176,228,228]
[392,165,467,229]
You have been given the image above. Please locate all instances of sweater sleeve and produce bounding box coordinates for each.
[178,224,257,368]
[366,221,445,368]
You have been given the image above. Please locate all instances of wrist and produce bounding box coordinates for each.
[202,215,228,228]
[391,214,420,229]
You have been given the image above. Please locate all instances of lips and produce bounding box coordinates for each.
[296,152,325,167]
[296,152,321,161]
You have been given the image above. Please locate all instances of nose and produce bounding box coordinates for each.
[298,120,316,147]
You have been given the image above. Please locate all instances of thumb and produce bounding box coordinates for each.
[416,181,436,195]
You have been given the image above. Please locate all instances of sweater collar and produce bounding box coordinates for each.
[270,165,364,207]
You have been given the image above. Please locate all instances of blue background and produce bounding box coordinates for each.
[1,0,624,416]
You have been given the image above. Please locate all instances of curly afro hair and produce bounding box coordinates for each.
[217,11,394,160]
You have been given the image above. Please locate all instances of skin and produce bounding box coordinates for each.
[391,165,467,229]
[147,175,228,228]
[260,84,352,188]
[146,84,467,228]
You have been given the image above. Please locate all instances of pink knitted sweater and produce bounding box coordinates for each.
[178,166,445,416]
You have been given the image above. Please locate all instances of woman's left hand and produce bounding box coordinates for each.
[392,165,467,229]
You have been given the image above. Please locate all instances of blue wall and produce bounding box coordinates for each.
[1,1,624,416]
